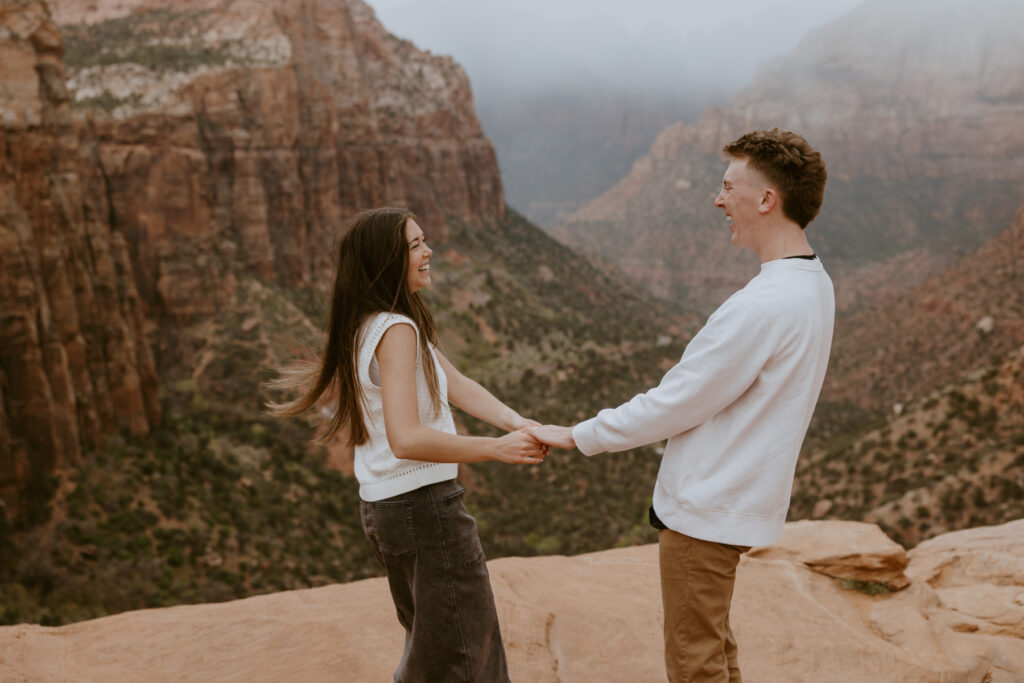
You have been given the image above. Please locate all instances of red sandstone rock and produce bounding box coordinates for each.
[2,0,507,502]
[1,520,1021,681]
[747,519,910,590]
[0,0,158,506]
[49,0,504,319]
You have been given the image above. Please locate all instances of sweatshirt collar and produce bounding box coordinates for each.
[760,255,822,272]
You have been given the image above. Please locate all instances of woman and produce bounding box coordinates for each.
[269,207,546,682]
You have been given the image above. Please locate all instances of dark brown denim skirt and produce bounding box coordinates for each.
[361,479,509,683]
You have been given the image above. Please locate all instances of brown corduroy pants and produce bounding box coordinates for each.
[659,529,750,683]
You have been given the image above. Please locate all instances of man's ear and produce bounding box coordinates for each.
[758,188,778,214]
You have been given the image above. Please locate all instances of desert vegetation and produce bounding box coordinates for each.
[1,210,685,625]
[791,346,1024,547]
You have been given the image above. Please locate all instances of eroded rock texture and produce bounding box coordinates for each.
[0,0,158,505]
[2,0,505,502]
[50,0,504,319]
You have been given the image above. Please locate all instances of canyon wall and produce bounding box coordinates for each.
[50,0,505,319]
[0,0,158,505]
[2,0,506,503]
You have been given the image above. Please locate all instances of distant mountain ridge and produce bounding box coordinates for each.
[478,89,706,226]
[552,0,1024,314]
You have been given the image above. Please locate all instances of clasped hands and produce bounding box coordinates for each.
[500,418,575,465]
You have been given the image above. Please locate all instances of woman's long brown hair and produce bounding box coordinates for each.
[266,207,442,446]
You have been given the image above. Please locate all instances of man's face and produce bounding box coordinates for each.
[713,158,769,250]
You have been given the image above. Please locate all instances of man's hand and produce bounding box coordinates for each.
[531,425,576,450]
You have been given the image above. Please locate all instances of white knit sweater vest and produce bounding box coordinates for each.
[354,312,457,501]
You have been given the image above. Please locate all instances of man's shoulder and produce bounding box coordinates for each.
[735,266,832,317]
[709,289,771,327]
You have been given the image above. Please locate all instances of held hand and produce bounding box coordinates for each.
[531,425,576,450]
[492,428,549,465]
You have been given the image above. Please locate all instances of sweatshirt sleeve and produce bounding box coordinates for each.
[572,294,775,456]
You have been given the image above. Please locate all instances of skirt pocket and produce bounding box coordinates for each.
[366,499,416,557]
[443,487,486,567]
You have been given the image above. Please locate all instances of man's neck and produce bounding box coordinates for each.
[753,220,814,263]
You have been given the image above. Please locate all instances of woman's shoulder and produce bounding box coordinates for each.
[364,311,417,333]
[359,311,419,349]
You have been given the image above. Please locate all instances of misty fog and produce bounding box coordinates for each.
[365,0,863,96]
[364,0,864,224]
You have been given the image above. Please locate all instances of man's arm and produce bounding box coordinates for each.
[572,295,776,456]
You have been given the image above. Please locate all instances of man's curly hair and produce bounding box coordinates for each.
[723,128,827,229]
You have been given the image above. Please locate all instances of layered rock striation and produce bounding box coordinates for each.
[552,0,1024,314]
[0,0,158,505]
[2,519,1022,682]
[49,0,504,319]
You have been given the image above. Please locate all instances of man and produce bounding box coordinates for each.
[534,128,834,682]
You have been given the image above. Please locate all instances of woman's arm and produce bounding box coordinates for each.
[435,350,536,432]
[378,323,545,464]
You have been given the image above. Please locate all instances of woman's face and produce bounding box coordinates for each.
[404,218,432,293]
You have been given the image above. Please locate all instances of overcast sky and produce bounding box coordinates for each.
[364,0,865,97]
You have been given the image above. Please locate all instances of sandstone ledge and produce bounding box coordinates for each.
[1,520,1022,682]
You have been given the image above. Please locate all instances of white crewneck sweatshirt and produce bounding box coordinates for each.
[572,257,835,547]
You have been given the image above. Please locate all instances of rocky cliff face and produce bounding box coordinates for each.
[1,0,507,503]
[0,0,158,506]
[49,0,504,319]
[2,519,1022,682]
[552,0,1024,314]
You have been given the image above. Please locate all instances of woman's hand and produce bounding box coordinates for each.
[508,413,542,431]
[531,425,576,450]
[491,428,549,464]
